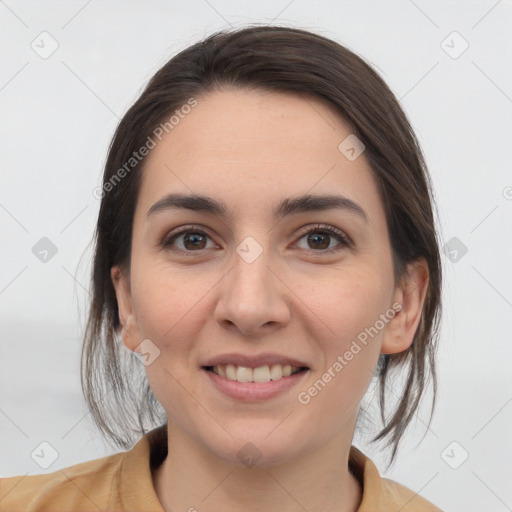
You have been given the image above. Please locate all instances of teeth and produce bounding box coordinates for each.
[253,365,270,382]
[226,364,237,380]
[269,364,282,380]
[236,366,252,382]
[210,363,302,383]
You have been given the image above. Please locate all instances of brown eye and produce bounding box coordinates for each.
[295,224,352,253]
[308,233,329,249]
[181,232,208,250]
[162,228,215,252]
[162,224,352,255]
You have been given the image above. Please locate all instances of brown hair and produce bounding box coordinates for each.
[81,24,442,466]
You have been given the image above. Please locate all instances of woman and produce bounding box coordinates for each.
[0,25,443,511]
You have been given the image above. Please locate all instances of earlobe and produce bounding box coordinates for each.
[381,258,429,355]
[110,265,140,352]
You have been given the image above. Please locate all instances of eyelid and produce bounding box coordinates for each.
[162,223,353,253]
[295,223,351,243]
[161,224,217,251]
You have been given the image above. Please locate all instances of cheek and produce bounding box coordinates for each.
[303,263,393,345]
[130,266,209,421]
[130,263,216,349]
[299,263,391,402]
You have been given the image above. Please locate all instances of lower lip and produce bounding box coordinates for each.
[202,368,309,402]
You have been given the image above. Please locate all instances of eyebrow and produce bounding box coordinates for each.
[146,193,368,223]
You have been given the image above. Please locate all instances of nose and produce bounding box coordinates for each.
[214,247,291,337]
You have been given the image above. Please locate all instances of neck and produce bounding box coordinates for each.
[153,422,363,512]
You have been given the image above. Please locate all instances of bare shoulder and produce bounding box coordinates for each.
[380,477,444,511]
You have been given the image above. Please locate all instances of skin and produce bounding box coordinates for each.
[111,88,429,512]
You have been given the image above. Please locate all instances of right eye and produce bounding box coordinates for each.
[162,226,218,252]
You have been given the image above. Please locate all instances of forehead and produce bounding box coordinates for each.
[136,88,383,224]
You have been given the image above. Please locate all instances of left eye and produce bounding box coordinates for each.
[162,224,352,254]
[295,225,351,253]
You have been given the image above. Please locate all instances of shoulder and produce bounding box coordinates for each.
[0,427,164,512]
[349,446,443,511]
[0,451,125,512]
[379,477,443,511]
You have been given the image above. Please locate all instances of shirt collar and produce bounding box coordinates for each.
[118,424,384,511]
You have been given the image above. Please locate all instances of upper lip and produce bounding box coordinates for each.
[201,353,310,369]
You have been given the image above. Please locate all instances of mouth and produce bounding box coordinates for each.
[201,363,310,402]
[202,364,309,383]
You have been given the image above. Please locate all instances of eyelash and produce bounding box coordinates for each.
[161,223,353,255]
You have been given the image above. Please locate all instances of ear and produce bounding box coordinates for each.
[381,258,429,355]
[111,265,142,353]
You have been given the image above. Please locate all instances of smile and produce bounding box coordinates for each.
[202,365,310,402]
[204,363,306,383]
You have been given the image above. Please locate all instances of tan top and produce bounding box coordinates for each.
[0,424,442,511]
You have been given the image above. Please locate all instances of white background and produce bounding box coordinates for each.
[1,1,511,511]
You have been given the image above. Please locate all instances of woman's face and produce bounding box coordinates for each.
[112,88,426,466]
